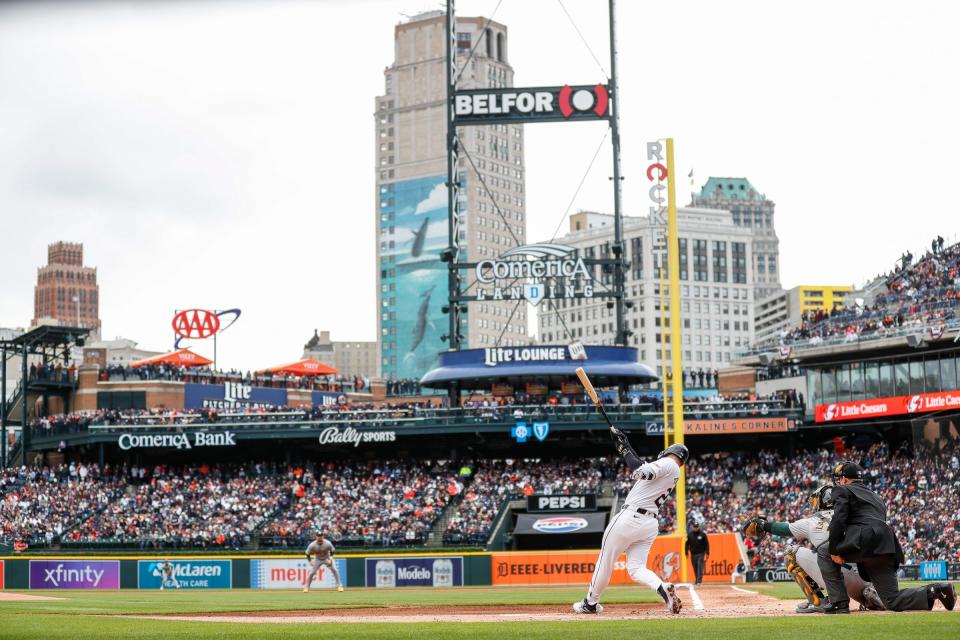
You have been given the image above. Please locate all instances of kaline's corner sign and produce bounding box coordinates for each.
[453,85,611,126]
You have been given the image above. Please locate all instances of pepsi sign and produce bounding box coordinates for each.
[532,516,589,533]
[453,85,612,126]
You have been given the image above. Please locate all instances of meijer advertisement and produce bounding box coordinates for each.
[250,558,347,589]
[365,557,464,588]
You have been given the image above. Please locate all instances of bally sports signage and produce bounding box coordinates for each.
[453,85,611,126]
[816,388,960,423]
[318,426,397,447]
[118,431,237,450]
[474,243,594,306]
[527,494,597,513]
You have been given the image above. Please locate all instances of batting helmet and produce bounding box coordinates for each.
[658,443,690,465]
[810,485,835,512]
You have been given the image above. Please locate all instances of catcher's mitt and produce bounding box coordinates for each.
[742,517,768,540]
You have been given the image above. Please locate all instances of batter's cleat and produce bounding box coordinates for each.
[302,588,309,593]
[337,586,345,592]
[572,599,603,614]
[664,583,682,614]
[930,583,956,611]
[861,584,885,610]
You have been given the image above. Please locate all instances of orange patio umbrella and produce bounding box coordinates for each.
[130,349,213,368]
[256,358,338,376]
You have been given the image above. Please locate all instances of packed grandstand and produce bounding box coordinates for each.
[756,238,960,350]
[2,438,957,567]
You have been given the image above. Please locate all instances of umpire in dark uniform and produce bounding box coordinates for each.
[685,522,710,585]
[818,462,955,614]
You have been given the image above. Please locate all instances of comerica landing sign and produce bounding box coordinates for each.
[473,243,593,306]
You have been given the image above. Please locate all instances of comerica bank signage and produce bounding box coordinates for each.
[474,243,593,306]
[118,431,237,450]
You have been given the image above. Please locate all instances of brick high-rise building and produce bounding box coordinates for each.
[33,242,101,333]
[376,11,527,381]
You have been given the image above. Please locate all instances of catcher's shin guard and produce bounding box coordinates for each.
[785,546,825,606]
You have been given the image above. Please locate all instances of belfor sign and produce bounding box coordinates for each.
[453,85,611,126]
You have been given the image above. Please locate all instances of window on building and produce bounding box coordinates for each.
[693,240,708,281]
[712,241,728,282]
[678,238,688,280]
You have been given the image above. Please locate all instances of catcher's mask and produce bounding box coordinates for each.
[658,444,690,466]
[810,485,835,511]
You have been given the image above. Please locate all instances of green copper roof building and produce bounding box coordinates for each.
[692,177,781,300]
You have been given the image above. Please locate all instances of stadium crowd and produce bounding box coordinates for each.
[2,439,956,565]
[770,239,960,348]
[259,460,453,548]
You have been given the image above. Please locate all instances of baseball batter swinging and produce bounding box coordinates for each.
[302,532,344,592]
[743,485,884,612]
[573,429,688,615]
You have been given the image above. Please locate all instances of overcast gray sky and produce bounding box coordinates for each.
[1,0,958,371]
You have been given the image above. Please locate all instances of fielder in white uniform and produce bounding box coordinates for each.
[743,486,883,612]
[573,431,688,615]
[302,532,344,592]
[159,560,179,590]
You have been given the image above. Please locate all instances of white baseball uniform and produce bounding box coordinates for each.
[586,456,680,605]
[304,539,342,588]
[787,510,872,605]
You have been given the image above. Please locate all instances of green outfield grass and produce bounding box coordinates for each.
[0,586,955,640]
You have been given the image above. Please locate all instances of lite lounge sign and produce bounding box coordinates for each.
[475,243,593,306]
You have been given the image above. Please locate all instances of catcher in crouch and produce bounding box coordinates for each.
[743,485,884,613]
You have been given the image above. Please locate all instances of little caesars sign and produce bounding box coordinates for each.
[475,243,593,306]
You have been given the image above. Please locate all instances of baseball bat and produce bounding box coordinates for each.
[575,366,617,431]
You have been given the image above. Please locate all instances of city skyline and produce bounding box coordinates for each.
[1,0,958,371]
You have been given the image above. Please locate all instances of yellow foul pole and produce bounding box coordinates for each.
[659,269,669,450]
[665,138,687,582]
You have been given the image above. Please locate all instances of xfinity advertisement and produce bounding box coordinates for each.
[29,560,120,590]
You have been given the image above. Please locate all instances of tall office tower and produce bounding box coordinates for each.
[692,178,781,301]
[376,12,527,381]
[32,241,101,334]
[540,209,755,376]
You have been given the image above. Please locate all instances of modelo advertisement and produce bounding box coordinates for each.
[491,533,743,585]
[29,560,120,589]
[251,558,347,589]
[365,556,463,588]
[137,560,231,589]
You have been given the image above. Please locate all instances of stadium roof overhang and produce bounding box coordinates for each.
[420,345,658,391]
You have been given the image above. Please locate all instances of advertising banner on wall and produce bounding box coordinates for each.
[137,560,231,589]
[29,560,120,589]
[646,417,796,436]
[184,382,287,410]
[312,391,346,407]
[490,533,743,585]
[816,389,960,423]
[514,513,606,535]
[381,176,450,380]
[526,494,597,513]
[250,558,347,589]
[365,557,463,588]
